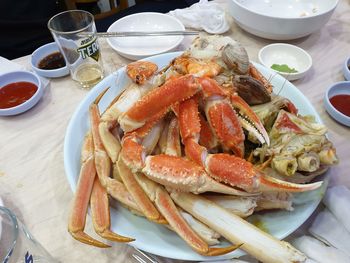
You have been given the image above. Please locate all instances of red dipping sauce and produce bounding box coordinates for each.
[329,94,350,117]
[0,82,38,109]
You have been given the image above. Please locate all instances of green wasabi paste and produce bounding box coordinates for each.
[271,64,298,73]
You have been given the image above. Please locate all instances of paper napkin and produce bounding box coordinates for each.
[0,56,49,88]
[168,0,231,34]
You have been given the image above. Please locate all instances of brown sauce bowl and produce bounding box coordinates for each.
[31,42,69,78]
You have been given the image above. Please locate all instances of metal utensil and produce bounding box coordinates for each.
[79,31,199,38]
[132,247,160,263]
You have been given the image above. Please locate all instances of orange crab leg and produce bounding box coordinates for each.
[199,113,217,150]
[120,75,201,132]
[154,187,241,256]
[89,100,136,244]
[90,103,111,188]
[68,134,109,248]
[117,156,166,224]
[90,176,135,243]
[143,155,253,196]
[165,117,182,156]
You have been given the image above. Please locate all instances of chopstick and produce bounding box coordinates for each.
[79,31,199,38]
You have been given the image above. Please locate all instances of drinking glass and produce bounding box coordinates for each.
[48,10,104,89]
[0,206,57,263]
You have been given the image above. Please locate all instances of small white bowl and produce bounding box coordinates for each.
[324,81,350,126]
[342,56,350,81]
[107,12,185,60]
[228,0,338,40]
[31,42,69,78]
[258,43,312,81]
[0,71,44,116]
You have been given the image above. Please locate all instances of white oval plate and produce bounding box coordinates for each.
[64,52,327,261]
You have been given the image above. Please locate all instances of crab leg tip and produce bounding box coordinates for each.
[261,175,323,192]
[94,87,110,104]
[205,243,243,256]
[69,230,111,248]
[98,229,135,243]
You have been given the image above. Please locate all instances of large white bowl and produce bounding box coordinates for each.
[227,0,338,40]
[107,12,185,60]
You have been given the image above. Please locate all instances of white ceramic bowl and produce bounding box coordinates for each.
[31,42,69,78]
[107,12,185,60]
[342,56,350,81]
[227,0,338,40]
[324,81,350,126]
[0,71,44,116]
[258,43,312,81]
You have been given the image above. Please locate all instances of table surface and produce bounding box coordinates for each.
[1,1,349,262]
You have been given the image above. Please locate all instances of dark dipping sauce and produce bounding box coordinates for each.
[38,51,65,70]
[0,82,38,109]
[330,94,350,117]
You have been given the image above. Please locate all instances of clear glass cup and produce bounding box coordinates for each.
[48,10,104,89]
[0,206,57,263]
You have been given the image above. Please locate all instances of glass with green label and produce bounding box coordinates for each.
[48,10,104,89]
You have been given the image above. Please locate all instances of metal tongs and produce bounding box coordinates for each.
[79,31,199,38]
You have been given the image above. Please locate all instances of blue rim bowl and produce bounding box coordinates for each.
[342,56,350,81]
[31,42,69,78]
[324,81,350,126]
[0,71,44,116]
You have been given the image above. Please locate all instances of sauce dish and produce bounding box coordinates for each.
[324,81,350,126]
[0,71,44,116]
[31,42,69,78]
[258,43,312,81]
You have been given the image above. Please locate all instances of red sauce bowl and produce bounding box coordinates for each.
[0,71,43,116]
[324,81,350,127]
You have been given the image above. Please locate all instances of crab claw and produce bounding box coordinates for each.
[230,94,270,146]
[206,154,322,193]
[259,174,323,192]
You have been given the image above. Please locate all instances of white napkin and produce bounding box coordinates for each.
[0,56,49,88]
[291,186,350,263]
[168,0,230,34]
[0,56,25,74]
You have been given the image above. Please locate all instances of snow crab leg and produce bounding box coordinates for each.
[68,133,134,247]
[171,192,306,263]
